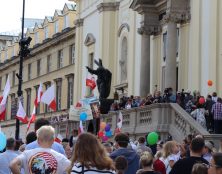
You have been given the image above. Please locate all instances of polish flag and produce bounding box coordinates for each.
[86,77,96,90]
[55,134,63,143]
[0,77,11,120]
[41,85,56,111]
[16,99,28,124]
[26,106,36,133]
[117,111,123,129]
[78,121,84,135]
[34,83,43,108]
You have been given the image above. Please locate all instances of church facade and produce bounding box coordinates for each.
[73,0,222,102]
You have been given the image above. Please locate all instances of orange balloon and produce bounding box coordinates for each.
[208,80,213,86]
[100,122,106,130]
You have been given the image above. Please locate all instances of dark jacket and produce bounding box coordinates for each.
[110,148,140,174]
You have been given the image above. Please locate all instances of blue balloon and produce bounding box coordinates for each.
[0,132,6,151]
[105,130,112,137]
[80,112,87,121]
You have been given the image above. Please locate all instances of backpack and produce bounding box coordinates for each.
[196,109,207,129]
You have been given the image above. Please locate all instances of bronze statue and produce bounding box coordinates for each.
[86,59,112,99]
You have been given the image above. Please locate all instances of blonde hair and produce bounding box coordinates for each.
[192,163,208,174]
[163,141,177,158]
[36,125,55,142]
[140,151,153,167]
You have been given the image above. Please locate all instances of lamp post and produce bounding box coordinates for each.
[15,0,32,140]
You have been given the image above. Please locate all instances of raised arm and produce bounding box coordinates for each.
[86,66,98,75]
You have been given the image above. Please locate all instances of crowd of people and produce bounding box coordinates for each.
[110,89,222,134]
[1,118,222,174]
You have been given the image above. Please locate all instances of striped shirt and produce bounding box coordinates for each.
[71,163,116,174]
[211,102,222,120]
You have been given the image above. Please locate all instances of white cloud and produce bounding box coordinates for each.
[0,0,71,33]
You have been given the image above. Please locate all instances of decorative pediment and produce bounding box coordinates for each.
[84,33,96,46]
[118,23,130,37]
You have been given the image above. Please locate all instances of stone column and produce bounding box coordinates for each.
[138,28,151,97]
[165,20,177,91]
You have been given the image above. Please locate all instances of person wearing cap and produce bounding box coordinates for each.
[203,141,213,162]
[110,133,140,174]
[0,137,18,174]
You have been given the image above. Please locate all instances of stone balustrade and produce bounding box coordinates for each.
[101,103,211,142]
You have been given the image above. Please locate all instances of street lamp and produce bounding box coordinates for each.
[15,0,32,140]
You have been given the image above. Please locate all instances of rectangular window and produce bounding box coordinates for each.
[28,63,31,80]
[58,50,63,69]
[70,44,75,64]
[12,71,16,86]
[56,80,62,111]
[37,59,41,76]
[54,21,58,33]
[163,32,167,61]
[5,74,8,84]
[67,76,74,108]
[44,26,48,39]
[12,47,14,57]
[11,94,17,119]
[64,15,69,29]
[26,89,31,116]
[35,86,40,114]
[5,50,8,60]
[0,77,2,91]
[47,55,52,73]
[45,83,51,113]
[176,28,179,57]
[35,32,39,44]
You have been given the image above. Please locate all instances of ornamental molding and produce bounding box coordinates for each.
[118,23,130,37]
[161,12,191,25]
[137,25,161,36]
[74,18,84,28]
[97,2,120,13]
[84,33,96,46]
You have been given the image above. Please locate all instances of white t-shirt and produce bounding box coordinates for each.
[160,154,180,174]
[71,163,116,174]
[16,148,71,174]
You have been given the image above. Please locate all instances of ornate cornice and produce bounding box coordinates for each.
[74,18,84,28]
[97,2,120,13]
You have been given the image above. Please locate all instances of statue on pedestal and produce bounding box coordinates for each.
[86,59,112,99]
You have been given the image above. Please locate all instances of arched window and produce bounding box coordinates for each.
[120,37,128,83]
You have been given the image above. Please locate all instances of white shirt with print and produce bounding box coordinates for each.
[16,148,70,174]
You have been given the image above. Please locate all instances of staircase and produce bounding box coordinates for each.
[101,103,221,146]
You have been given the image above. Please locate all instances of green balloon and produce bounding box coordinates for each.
[147,132,158,145]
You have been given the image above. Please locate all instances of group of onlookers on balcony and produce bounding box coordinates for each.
[110,89,222,134]
[1,117,222,174]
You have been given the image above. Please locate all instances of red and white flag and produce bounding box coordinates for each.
[26,106,36,132]
[0,77,10,120]
[41,85,56,111]
[34,83,43,108]
[16,99,28,124]
[55,134,63,143]
[117,111,123,129]
[86,77,96,90]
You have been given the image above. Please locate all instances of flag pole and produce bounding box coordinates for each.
[15,0,26,140]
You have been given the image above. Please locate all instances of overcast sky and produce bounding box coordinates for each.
[0,0,71,34]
